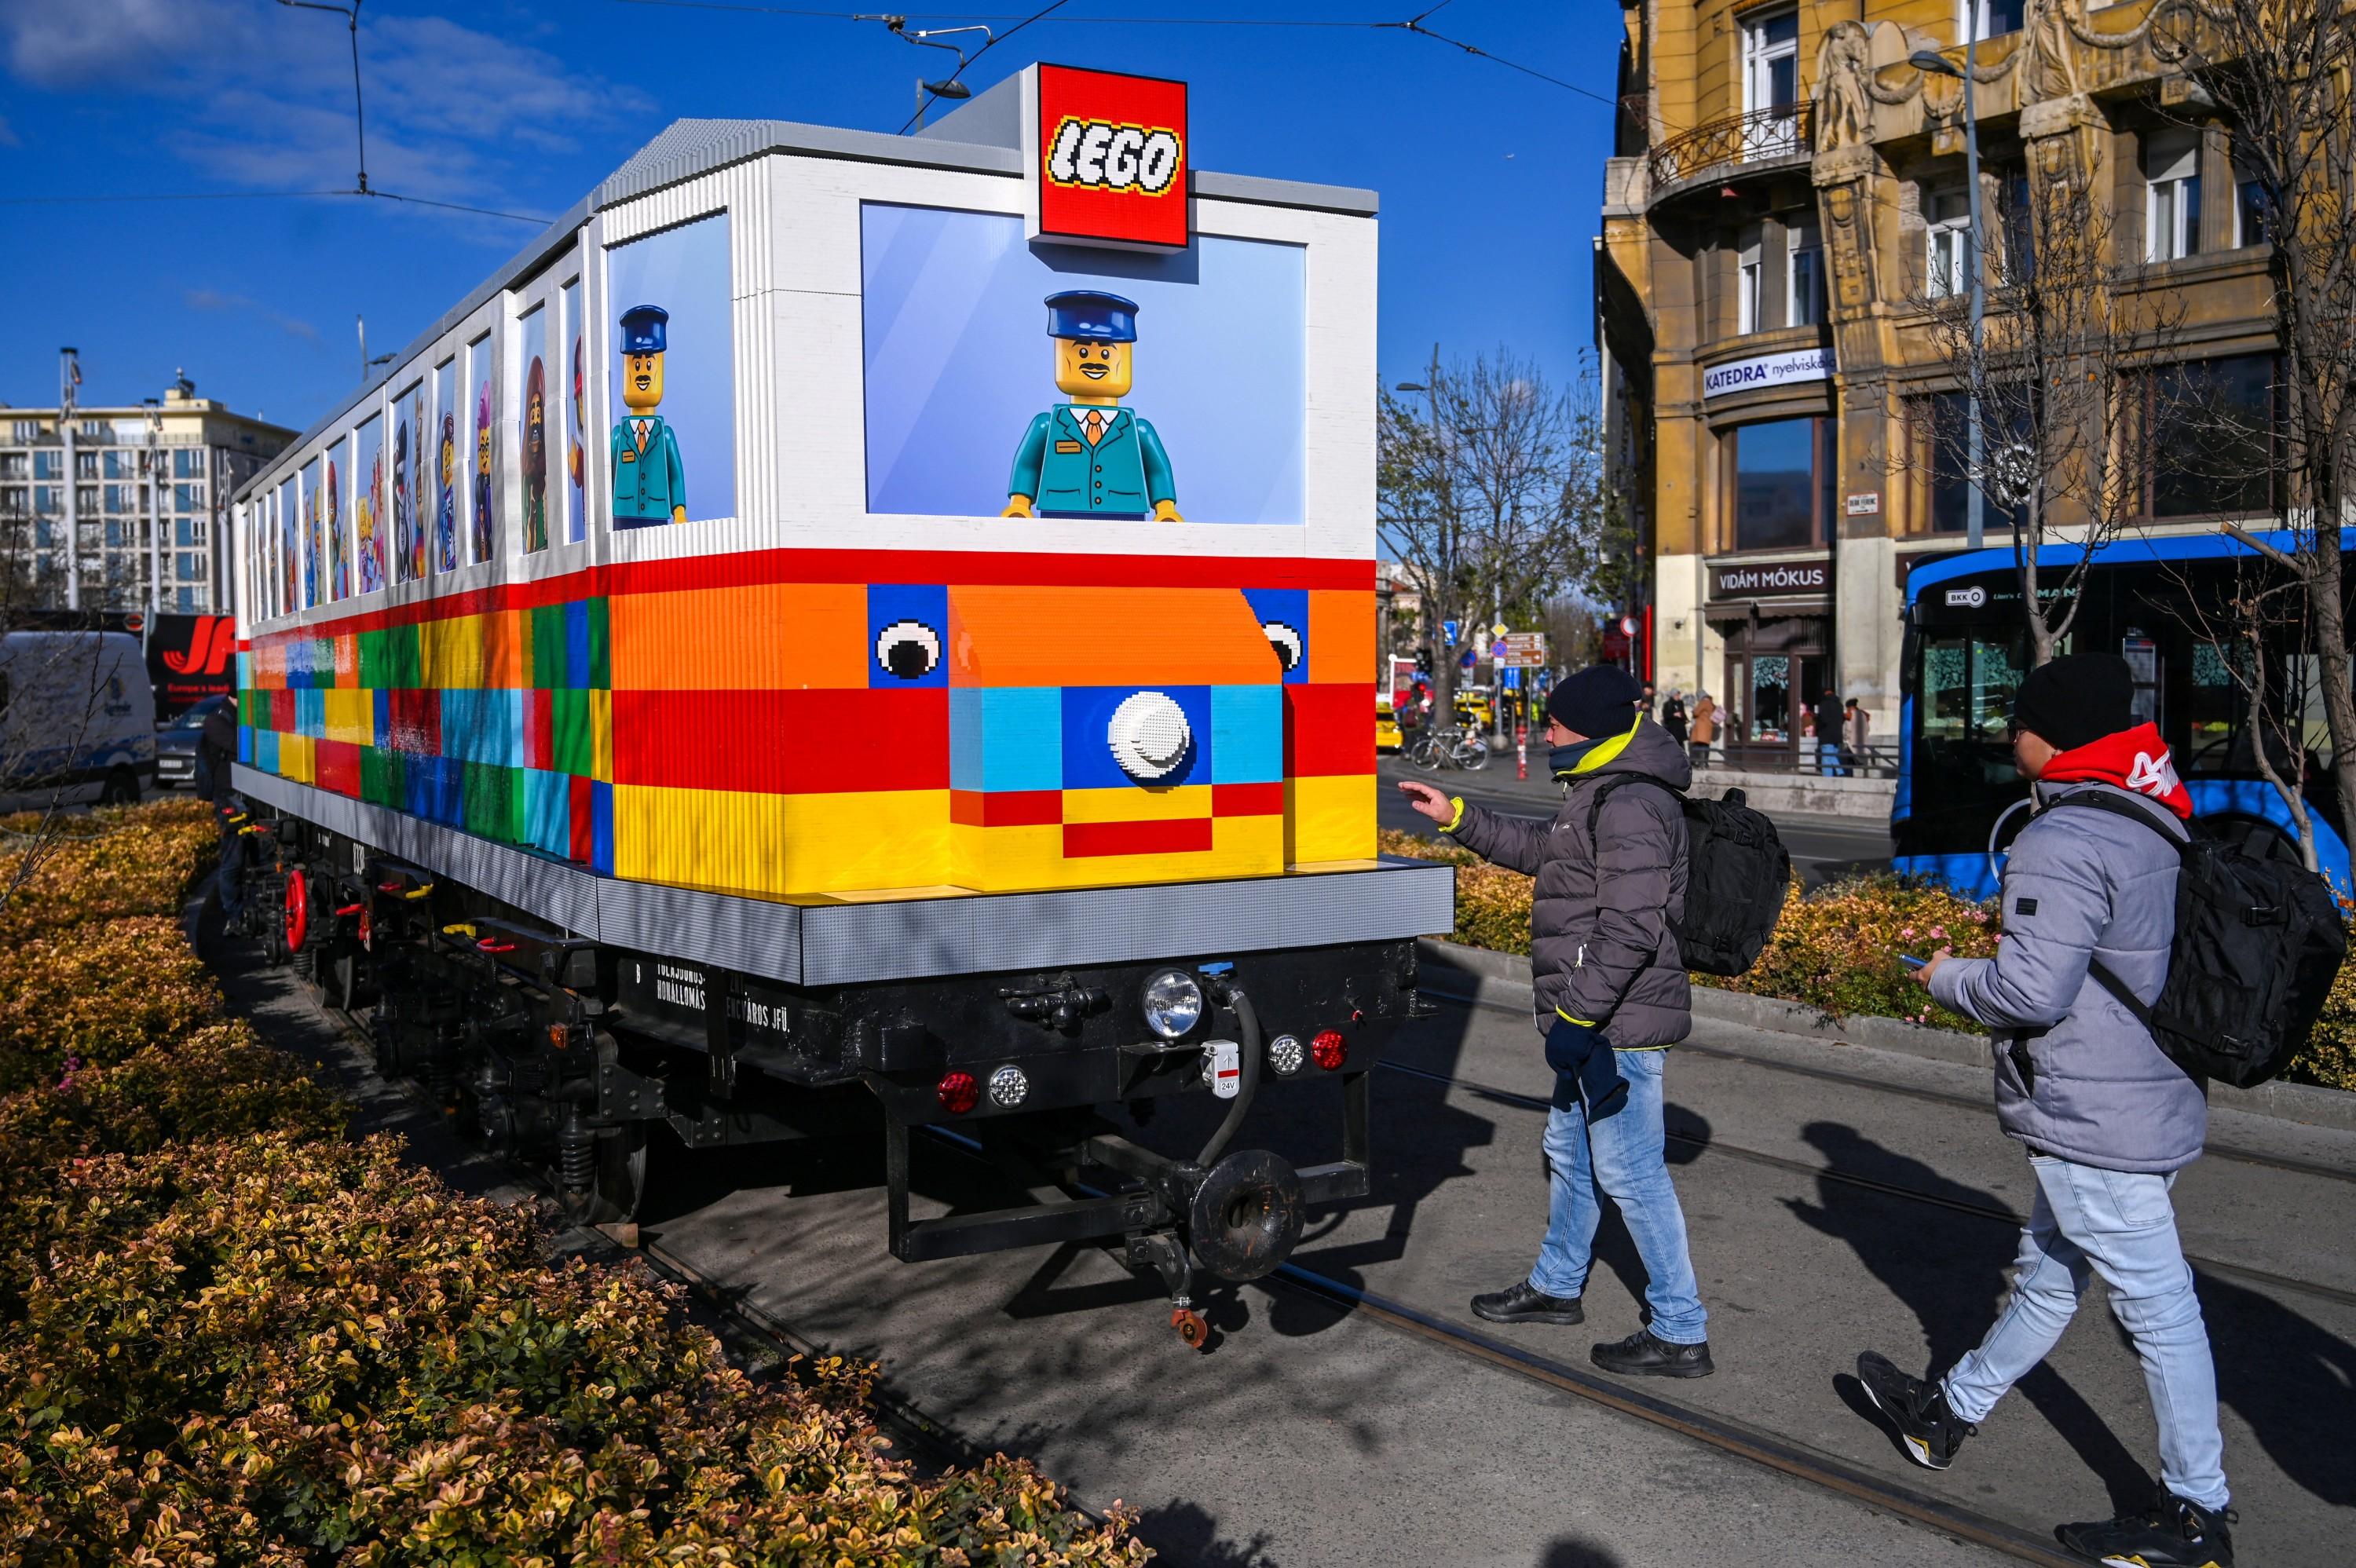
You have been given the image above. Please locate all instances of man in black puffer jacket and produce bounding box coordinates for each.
[1399,665,1711,1378]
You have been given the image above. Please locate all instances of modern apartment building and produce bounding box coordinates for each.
[0,373,294,613]
[1597,0,2281,760]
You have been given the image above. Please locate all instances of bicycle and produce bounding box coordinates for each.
[1405,725,1490,772]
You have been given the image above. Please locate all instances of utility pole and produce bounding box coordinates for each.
[143,397,163,639]
[59,348,80,612]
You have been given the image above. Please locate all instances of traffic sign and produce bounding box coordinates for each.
[1491,621,1509,639]
[1442,619,1459,645]
[1495,630,1549,670]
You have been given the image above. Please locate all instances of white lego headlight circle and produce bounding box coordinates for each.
[1107,689,1192,781]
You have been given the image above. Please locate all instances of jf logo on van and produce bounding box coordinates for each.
[1023,63,1189,251]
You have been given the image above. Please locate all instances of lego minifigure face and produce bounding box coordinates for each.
[624,351,665,412]
[1054,338,1132,401]
[477,422,492,478]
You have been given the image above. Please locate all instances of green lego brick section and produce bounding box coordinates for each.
[357,628,389,689]
[551,686,594,777]
[462,760,524,844]
[531,603,567,689]
[388,622,421,689]
[360,746,406,808]
[587,598,610,691]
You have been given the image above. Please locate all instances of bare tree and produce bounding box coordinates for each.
[1377,348,1608,726]
[2155,0,2356,826]
[1912,161,2187,667]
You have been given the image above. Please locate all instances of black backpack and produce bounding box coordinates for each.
[2051,790,2347,1088]
[1587,777,1791,976]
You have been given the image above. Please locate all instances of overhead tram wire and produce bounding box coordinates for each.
[896,0,1074,134]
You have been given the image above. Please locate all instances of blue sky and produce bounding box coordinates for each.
[0,0,1614,436]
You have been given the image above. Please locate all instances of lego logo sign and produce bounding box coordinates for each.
[1026,63,1188,251]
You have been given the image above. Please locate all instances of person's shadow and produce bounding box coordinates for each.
[1783,1120,2155,1509]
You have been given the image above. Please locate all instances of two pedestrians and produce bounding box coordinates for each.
[1397,665,1713,1379]
[1857,653,2237,1568]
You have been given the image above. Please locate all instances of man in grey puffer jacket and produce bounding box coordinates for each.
[1857,654,2236,1568]
[1399,665,1711,1379]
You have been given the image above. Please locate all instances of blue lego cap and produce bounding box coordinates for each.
[618,305,668,355]
[1044,290,1140,343]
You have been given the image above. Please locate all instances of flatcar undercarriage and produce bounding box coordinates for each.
[229,809,1426,1347]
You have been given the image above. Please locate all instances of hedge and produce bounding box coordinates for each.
[0,801,1147,1566]
[1381,828,2356,1092]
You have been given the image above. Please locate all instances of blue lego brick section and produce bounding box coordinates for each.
[867,583,949,689]
[564,600,593,689]
[373,689,392,749]
[1062,684,1210,790]
[407,755,465,825]
[952,686,1063,791]
[440,689,523,766]
[1209,685,1282,783]
[1242,587,1309,685]
[591,780,615,873]
[295,689,326,736]
[252,729,276,772]
[525,769,571,857]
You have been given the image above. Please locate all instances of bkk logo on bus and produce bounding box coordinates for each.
[1028,63,1190,250]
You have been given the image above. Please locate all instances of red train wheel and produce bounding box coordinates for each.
[284,870,309,957]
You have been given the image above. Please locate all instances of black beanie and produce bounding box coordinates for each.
[1546,665,1644,738]
[2011,652,2136,751]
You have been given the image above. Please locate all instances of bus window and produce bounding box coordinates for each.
[1919,633,2024,744]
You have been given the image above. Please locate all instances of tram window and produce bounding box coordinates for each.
[1919,633,2023,742]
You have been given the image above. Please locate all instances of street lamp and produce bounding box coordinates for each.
[1911,41,1987,550]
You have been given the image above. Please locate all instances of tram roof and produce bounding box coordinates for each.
[1902,528,2327,605]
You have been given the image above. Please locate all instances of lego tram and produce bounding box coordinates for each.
[224,69,1451,1343]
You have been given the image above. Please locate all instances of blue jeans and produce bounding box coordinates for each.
[1942,1156,2227,1511]
[1528,1048,1708,1343]
[1819,741,1847,776]
[215,822,247,923]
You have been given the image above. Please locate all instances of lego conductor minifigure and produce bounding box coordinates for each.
[1003,290,1181,521]
[611,304,686,528]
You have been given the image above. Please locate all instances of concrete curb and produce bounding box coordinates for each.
[1414,937,2356,1135]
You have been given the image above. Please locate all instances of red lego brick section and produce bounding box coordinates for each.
[610,688,949,794]
[269,689,297,732]
[386,689,441,755]
[1283,685,1377,777]
[315,739,363,798]
[1063,818,1213,858]
[1212,782,1286,817]
[523,689,554,773]
[569,774,594,863]
[949,789,1063,827]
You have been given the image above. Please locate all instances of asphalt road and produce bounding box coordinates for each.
[204,905,2356,1568]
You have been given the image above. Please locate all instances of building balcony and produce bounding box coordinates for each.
[1647,103,1814,205]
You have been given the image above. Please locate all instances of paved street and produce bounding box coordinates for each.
[207,912,2356,1568]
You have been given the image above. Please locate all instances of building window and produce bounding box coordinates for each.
[1737,227,1765,334]
[0,454,24,481]
[174,448,203,478]
[177,517,208,546]
[1740,9,1801,157]
[2234,162,2274,248]
[77,421,105,440]
[34,487,57,515]
[9,421,37,442]
[1995,164,2036,284]
[1919,391,2031,534]
[1729,416,1831,552]
[1961,0,2026,39]
[33,451,59,480]
[2146,129,2202,261]
[2149,354,2277,517]
[1926,188,1973,298]
[1787,219,1826,327]
[75,485,99,514]
[0,488,24,517]
[177,552,206,581]
[73,451,97,480]
[175,482,200,511]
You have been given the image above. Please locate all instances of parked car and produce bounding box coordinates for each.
[0,631,155,810]
[155,693,231,791]
[1376,698,1401,755]
[1454,689,1495,732]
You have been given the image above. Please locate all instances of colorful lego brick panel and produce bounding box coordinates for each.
[240,550,1374,901]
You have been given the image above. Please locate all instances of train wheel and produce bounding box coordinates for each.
[1172,1307,1209,1351]
[560,1125,649,1228]
[284,871,311,980]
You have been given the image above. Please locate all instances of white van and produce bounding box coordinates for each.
[0,631,155,810]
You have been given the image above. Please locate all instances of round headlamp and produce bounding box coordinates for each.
[1140,968,1205,1040]
[1267,1033,1305,1077]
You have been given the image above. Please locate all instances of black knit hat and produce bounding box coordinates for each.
[1546,665,1644,738]
[2011,652,2136,751]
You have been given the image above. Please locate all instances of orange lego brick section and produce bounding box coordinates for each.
[611,583,869,691]
[948,587,1280,687]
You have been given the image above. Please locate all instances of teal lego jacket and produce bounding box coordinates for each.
[1007,404,1175,518]
[611,414,686,526]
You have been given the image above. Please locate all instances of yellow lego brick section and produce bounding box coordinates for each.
[420,613,485,690]
[951,815,1282,892]
[613,784,951,897]
[591,689,613,783]
[610,583,869,690]
[1287,773,1375,866]
[277,733,316,786]
[1307,590,1374,685]
[1061,784,1212,824]
[321,689,373,747]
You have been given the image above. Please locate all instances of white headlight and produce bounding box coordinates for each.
[1267,1033,1304,1076]
[987,1064,1029,1108]
[1141,969,1204,1039]
[1107,690,1193,781]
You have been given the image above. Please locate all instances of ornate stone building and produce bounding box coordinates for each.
[1597,0,2279,758]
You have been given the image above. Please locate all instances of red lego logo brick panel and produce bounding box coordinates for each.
[1033,64,1188,250]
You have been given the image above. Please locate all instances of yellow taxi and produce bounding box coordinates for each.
[1454,689,1496,732]
[1376,698,1403,754]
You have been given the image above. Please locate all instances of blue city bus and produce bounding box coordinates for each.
[1893,531,2352,899]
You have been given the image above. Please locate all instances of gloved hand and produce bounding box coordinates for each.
[1545,1014,1628,1121]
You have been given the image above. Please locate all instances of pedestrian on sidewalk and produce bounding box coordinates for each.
[196,694,238,802]
[1843,696,1871,773]
[1661,689,1688,748]
[1395,665,1713,1380]
[1688,693,1715,767]
[1814,688,1848,777]
[1856,652,2235,1568]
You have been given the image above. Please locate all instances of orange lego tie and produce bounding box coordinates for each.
[1084,410,1105,446]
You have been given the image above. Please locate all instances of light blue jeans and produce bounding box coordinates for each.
[1942,1156,2228,1511]
[1528,1048,1709,1344]
[1819,740,1847,776]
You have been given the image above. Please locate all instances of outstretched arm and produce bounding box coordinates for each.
[1004,414,1051,517]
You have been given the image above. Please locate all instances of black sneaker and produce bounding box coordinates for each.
[1856,1351,1976,1471]
[1591,1328,1714,1378]
[1470,1281,1584,1325]
[2057,1489,2236,1568]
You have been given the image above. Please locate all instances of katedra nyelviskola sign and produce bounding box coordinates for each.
[1023,63,1190,251]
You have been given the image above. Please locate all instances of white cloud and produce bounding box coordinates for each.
[0,0,646,216]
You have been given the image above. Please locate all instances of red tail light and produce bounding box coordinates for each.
[936,1070,980,1114]
[1311,1029,1348,1071]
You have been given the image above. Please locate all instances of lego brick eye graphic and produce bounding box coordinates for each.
[875,619,942,682]
[605,214,735,528]
[1003,291,1181,523]
[866,583,949,689]
[858,203,1304,523]
[1242,587,1310,685]
[1260,620,1303,674]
